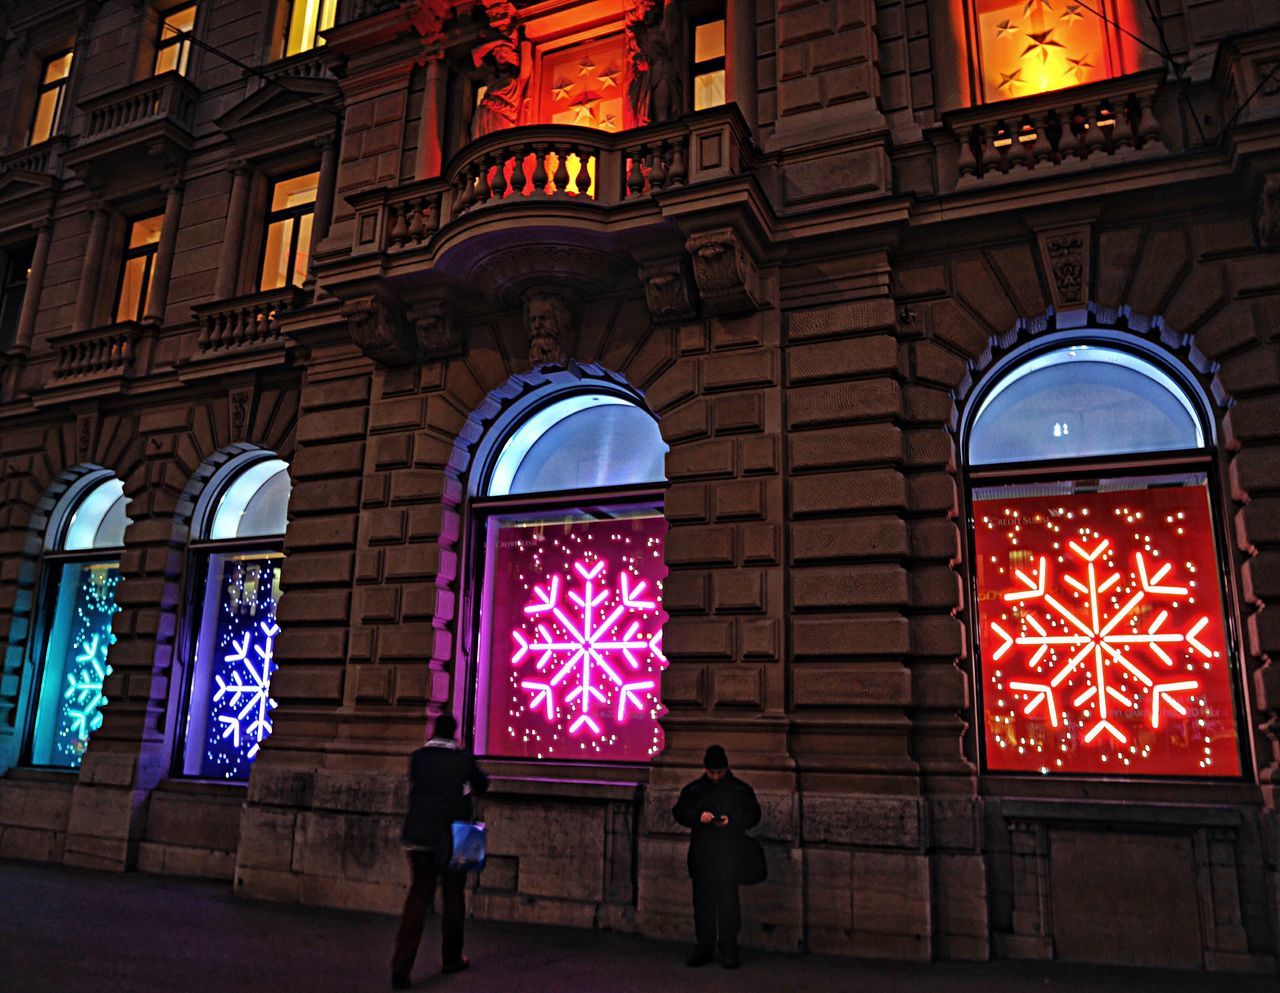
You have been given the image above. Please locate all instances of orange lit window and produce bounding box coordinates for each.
[535,33,626,132]
[29,50,74,146]
[971,0,1132,103]
[259,172,318,291]
[284,0,337,58]
[154,3,197,76]
[691,17,725,111]
[115,215,164,324]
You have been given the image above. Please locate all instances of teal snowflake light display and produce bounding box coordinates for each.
[64,632,112,739]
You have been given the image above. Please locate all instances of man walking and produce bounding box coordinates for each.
[392,714,489,988]
[672,744,761,969]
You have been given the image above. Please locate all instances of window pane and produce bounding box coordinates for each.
[183,552,282,780]
[286,0,324,56]
[259,218,293,290]
[976,0,1113,101]
[165,5,197,33]
[208,459,291,540]
[30,90,59,145]
[29,561,121,768]
[62,478,130,551]
[0,245,33,350]
[292,211,313,286]
[270,172,319,211]
[489,395,668,497]
[972,474,1240,777]
[154,44,179,75]
[968,345,1204,465]
[693,69,726,111]
[115,255,151,323]
[44,52,73,83]
[128,214,164,249]
[694,20,725,63]
[478,509,667,761]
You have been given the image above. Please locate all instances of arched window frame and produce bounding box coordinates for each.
[456,382,669,768]
[23,470,130,769]
[959,332,1251,781]
[173,451,291,781]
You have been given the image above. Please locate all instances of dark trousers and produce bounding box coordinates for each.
[392,850,466,978]
[692,873,741,955]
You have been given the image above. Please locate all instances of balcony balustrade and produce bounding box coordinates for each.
[193,286,307,353]
[48,322,143,381]
[63,72,200,179]
[0,138,67,180]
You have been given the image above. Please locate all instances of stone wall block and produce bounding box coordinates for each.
[791,614,911,657]
[247,768,316,808]
[788,423,902,471]
[792,663,912,706]
[665,524,736,566]
[933,853,990,960]
[786,299,897,342]
[850,851,932,960]
[484,799,606,902]
[664,617,736,659]
[788,380,901,428]
[791,564,909,609]
[790,469,907,515]
[666,438,736,479]
[803,795,922,848]
[791,516,909,562]
[712,664,763,707]
[788,335,897,384]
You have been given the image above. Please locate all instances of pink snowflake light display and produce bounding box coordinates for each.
[484,514,668,761]
[974,483,1241,777]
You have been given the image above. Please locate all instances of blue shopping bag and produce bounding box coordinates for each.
[448,821,487,872]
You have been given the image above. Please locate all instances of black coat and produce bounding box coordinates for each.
[400,743,489,850]
[672,772,762,879]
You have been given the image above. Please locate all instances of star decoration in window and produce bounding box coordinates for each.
[571,94,597,125]
[1023,0,1053,13]
[995,19,1018,38]
[1065,53,1094,81]
[1021,29,1066,63]
[551,78,574,102]
[597,66,620,90]
[599,112,618,130]
[997,68,1025,93]
[1059,2,1084,23]
[578,57,596,76]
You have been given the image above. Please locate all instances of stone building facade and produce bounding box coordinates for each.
[1,0,1279,973]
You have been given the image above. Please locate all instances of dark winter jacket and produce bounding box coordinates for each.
[672,772,762,879]
[400,740,489,850]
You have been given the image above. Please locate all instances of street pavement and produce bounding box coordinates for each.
[1,859,1274,993]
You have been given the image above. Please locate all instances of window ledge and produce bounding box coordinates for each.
[152,777,249,796]
[999,796,1244,828]
[484,775,644,804]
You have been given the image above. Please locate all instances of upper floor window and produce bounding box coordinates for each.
[469,388,669,764]
[259,172,318,291]
[964,342,1243,779]
[115,214,164,324]
[29,50,74,146]
[154,3,198,76]
[28,474,130,768]
[968,0,1134,102]
[284,0,337,58]
[691,16,726,111]
[0,244,34,351]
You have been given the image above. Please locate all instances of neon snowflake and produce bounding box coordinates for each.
[212,618,279,761]
[490,515,668,761]
[64,633,112,740]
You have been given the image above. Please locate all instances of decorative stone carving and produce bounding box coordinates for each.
[638,259,696,323]
[410,299,462,359]
[685,228,761,314]
[523,289,575,367]
[342,293,414,366]
[228,385,254,443]
[470,0,531,139]
[1036,223,1091,310]
[76,412,96,463]
[1258,173,1280,251]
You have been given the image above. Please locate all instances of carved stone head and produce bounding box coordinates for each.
[523,289,574,366]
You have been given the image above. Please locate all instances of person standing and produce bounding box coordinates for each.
[672,744,761,969]
[392,714,489,988]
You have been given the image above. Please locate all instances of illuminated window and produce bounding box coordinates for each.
[471,391,669,763]
[28,475,131,769]
[181,455,291,781]
[258,172,318,291]
[0,243,34,351]
[154,3,197,76]
[691,17,725,111]
[283,0,337,58]
[965,342,1242,778]
[28,50,74,146]
[114,215,164,324]
[970,0,1132,102]
[536,34,626,132]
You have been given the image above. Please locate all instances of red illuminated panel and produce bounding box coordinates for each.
[483,513,667,762]
[974,481,1240,777]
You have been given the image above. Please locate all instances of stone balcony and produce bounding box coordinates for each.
[36,321,153,404]
[62,71,200,184]
[0,137,68,219]
[178,286,309,380]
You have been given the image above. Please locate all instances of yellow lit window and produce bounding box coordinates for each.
[692,18,725,111]
[29,50,74,146]
[973,0,1131,102]
[154,4,198,76]
[259,172,319,290]
[284,0,338,58]
[115,215,164,324]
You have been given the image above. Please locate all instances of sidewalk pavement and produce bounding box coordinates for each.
[1,860,1274,993]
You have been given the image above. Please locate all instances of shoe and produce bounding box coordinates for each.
[720,951,741,970]
[442,956,470,975]
[686,947,714,967]
[391,975,411,990]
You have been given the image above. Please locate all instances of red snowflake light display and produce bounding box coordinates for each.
[483,514,667,761]
[974,482,1241,777]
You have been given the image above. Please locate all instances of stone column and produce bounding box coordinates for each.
[215,164,252,299]
[143,180,184,325]
[416,57,448,179]
[71,205,111,332]
[725,0,757,130]
[12,219,52,353]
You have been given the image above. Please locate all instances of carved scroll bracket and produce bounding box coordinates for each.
[638,257,697,324]
[685,227,762,315]
[409,295,462,360]
[342,290,415,366]
[1035,222,1092,315]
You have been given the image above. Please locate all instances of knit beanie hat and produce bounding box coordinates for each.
[703,744,729,770]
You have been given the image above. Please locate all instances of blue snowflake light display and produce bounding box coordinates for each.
[194,555,282,780]
[32,562,121,768]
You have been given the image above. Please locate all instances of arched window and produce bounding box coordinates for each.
[28,473,131,768]
[964,341,1244,778]
[180,454,291,781]
[468,390,669,763]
